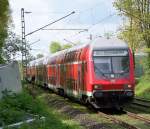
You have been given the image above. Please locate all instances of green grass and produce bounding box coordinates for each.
[135,74,150,100]
[0,88,84,129]
[0,91,44,126]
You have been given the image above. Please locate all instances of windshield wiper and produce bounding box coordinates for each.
[94,66,108,78]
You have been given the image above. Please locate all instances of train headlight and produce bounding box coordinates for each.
[128,84,132,88]
[94,85,102,90]
[124,84,132,89]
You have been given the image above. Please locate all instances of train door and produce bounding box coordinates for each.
[43,65,47,86]
[77,62,86,97]
[56,64,60,87]
[78,64,82,97]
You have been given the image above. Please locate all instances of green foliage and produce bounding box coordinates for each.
[142,56,150,75]
[49,41,73,53]
[62,44,72,50]
[17,103,83,129]
[0,0,10,63]
[3,30,22,62]
[103,32,114,39]
[0,87,83,129]
[135,75,150,100]
[114,0,150,68]
[118,25,143,52]
[49,41,62,53]
[36,53,44,59]
[0,91,45,126]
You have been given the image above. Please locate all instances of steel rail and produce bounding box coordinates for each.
[132,102,150,108]
[98,111,140,129]
[135,98,150,103]
[126,111,150,125]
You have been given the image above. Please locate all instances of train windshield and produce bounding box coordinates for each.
[93,50,129,78]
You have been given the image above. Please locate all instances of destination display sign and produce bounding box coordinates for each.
[93,50,128,56]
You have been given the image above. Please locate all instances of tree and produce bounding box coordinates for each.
[114,0,150,71]
[103,32,114,39]
[36,53,44,59]
[49,41,73,53]
[49,41,62,53]
[2,30,22,62]
[118,24,143,52]
[62,44,72,50]
[0,0,10,63]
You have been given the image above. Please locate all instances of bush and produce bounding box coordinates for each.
[0,90,45,126]
[135,74,150,100]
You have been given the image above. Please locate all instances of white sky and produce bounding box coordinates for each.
[9,0,123,57]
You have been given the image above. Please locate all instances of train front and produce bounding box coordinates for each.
[89,39,135,109]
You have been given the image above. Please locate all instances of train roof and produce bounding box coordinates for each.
[90,38,128,50]
[35,57,45,66]
[29,38,129,65]
[56,38,128,53]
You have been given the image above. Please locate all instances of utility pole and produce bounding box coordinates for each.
[21,8,26,80]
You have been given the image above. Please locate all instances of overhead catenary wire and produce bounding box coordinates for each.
[65,1,105,26]
[87,13,116,30]
[28,39,40,46]
[25,11,75,37]
[64,13,116,40]
[42,1,112,43]
[42,28,88,31]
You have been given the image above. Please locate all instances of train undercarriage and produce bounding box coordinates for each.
[86,90,134,110]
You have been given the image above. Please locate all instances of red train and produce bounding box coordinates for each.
[27,38,135,109]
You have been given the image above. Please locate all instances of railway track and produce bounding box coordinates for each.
[98,111,139,129]
[126,111,150,125]
[132,98,150,108]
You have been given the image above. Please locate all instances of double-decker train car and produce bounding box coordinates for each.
[27,38,135,109]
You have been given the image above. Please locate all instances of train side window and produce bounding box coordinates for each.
[84,62,87,71]
[70,52,73,62]
[70,52,72,62]
[74,51,77,61]
[77,52,79,61]
[66,53,69,62]
[64,64,66,72]
[68,53,70,62]
[78,51,81,61]
[72,52,75,61]
[69,52,71,62]
[64,54,66,62]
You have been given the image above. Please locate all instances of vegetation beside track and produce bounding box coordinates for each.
[0,84,84,129]
[135,75,150,100]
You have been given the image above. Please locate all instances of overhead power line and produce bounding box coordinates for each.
[88,13,116,30]
[64,13,116,40]
[64,38,76,45]
[42,28,88,31]
[25,11,75,36]
[29,39,40,46]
